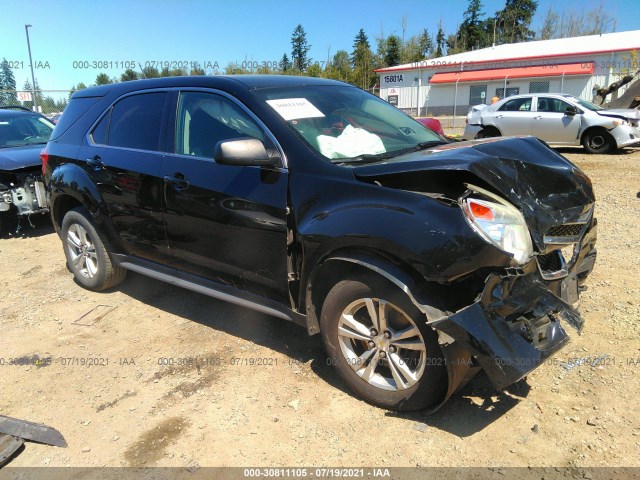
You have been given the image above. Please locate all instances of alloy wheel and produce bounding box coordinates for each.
[337,297,427,391]
[66,223,99,279]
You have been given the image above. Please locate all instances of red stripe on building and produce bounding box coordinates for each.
[428,62,594,84]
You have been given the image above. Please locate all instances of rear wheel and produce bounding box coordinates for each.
[582,129,615,154]
[320,274,447,411]
[61,208,126,291]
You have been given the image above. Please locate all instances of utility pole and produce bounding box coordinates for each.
[25,24,38,112]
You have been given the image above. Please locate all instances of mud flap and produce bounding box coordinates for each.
[431,273,583,390]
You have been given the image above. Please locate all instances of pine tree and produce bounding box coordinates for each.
[95,73,113,85]
[121,69,139,81]
[351,29,374,90]
[0,58,18,104]
[435,21,446,57]
[384,35,402,67]
[494,0,538,44]
[279,53,292,72]
[291,24,311,72]
[418,29,434,59]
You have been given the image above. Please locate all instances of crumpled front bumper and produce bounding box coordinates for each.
[610,124,640,148]
[431,219,597,393]
[433,271,581,390]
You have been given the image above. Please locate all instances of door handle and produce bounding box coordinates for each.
[534,116,542,119]
[85,155,103,169]
[163,174,190,190]
[496,114,504,119]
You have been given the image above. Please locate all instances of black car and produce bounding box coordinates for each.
[43,76,597,411]
[0,106,53,232]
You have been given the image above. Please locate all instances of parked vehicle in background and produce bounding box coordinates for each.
[44,76,596,411]
[415,117,445,136]
[463,93,640,154]
[0,106,53,232]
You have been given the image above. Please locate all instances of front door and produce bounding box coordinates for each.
[531,97,582,145]
[160,90,289,302]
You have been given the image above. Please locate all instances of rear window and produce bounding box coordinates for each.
[107,93,166,151]
[50,97,101,140]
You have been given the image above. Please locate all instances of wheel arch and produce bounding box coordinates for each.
[307,249,480,412]
[303,249,448,336]
[49,163,108,234]
[477,125,502,138]
[580,125,614,143]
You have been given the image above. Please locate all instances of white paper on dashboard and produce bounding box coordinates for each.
[266,98,325,121]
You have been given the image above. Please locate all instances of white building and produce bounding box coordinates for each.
[375,30,640,116]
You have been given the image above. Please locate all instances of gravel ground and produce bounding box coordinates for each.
[0,146,638,471]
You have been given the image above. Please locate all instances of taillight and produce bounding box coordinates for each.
[40,147,49,176]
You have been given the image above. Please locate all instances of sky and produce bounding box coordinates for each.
[2,0,639,94]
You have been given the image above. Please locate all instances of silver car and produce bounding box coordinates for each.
[463,93,640,154]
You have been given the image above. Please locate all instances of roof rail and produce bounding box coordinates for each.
[0,105,33,112]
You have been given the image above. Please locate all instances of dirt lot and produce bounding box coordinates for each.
[0,147,639,470]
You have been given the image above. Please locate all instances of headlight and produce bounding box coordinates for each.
[461,191,533,265]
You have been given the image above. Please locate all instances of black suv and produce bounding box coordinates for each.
[43,76,597,411]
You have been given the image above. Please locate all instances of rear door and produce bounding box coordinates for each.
[79,91,171,264]
[160,90,289,302]
[493,96,533,136]
[531,96,582,145]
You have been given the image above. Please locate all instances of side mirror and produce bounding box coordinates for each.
[565,106,578,116]
[214,138,278,167]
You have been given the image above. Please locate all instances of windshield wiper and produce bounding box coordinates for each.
[332,152,396,165]
[414,140,448,151]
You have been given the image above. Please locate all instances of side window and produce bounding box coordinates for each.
[108,92,166,151]
[537,98,571,113]
[91,109,110,145]
[176,91,265,158]
[499,97,531,112]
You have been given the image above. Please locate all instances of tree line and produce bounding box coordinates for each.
[0,0,619,108]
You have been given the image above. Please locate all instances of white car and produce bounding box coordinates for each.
[463,93,640,154]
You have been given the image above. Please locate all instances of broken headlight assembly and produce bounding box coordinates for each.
[461,185,533,265]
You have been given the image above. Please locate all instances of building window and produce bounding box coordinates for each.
[495,87,520,99]
[469,85,487,106]
[530,81,550,94]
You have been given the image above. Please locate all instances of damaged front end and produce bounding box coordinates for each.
[353,136,598,401]
[0,168,49,232]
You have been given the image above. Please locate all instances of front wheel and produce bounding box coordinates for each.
[320,275,447,411]
[582,129,615,154]
[61,207,126,291]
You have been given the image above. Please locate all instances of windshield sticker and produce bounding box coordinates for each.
[266,98,325,121]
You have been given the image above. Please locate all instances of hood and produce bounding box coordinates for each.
[0,144,45,171]
[596,109,640,120]
[352,136,595,250]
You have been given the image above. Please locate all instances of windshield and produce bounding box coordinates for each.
[573,97,604,111]
[0,114,54,149]
[254,85,442,162]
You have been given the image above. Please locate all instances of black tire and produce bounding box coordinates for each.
[476,126,500,139]
[320,274,447,411]
[582,129,615,154]
[61,207,126,291]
